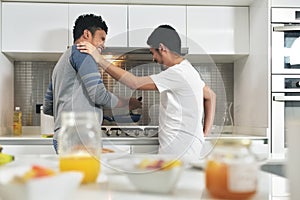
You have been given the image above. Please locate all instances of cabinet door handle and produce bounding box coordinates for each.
[273,96,300,102]
[273,25,300,32]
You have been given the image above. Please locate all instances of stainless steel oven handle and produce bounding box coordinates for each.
[273,25,300,32]
[273,96,300,102]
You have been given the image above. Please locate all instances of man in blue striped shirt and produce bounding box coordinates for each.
[44,14,141,152]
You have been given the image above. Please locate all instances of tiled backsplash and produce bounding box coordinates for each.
[14,61,56,126]
[14,61,233,126]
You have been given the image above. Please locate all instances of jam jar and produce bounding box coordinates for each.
[205,139,258,199]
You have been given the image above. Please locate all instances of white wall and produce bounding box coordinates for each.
[234,0,270,132]
[0,0,14,135]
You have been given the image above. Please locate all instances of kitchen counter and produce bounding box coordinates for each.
[0,132,269,154]
[83,169,289,200]
[0,127,160,154]
[0,127,269,155]
[0,133,267,145]
[0,135,160,146]
[0,126,159,146]
[0,134,160,155]
[0,154,289,200]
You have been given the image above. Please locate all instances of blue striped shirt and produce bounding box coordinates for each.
[43,45,118,140]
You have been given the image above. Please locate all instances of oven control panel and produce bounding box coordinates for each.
[273,75,300,92]
[285,78,300,88]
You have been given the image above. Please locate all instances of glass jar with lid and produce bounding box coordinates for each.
[58,112,102,184]
[205,139,258,199]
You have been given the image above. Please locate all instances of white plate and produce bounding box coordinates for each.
[4,155,59,170]
[0,170,82,200]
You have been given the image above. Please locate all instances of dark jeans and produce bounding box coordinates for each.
[53,139,58,154]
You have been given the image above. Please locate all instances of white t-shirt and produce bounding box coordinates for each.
[150,59,205,161]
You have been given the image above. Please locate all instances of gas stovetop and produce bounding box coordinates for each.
[101,126,158,137]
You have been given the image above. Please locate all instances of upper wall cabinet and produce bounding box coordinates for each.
[69,4,127,47]
[187,6,249,55]
[2,2,69,53]
[128,5,187,48]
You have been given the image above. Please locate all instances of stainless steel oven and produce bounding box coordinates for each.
[271,8,300,154]
[272,75,300,153]
[272,8,300,74]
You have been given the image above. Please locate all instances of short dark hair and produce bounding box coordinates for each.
[146,24,181,55]
[73,14,108,43]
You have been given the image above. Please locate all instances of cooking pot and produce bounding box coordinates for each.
[103,97,143,123]
[103,113,142,123]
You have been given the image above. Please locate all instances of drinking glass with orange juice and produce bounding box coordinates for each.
[58,112,102,184]
[59,154,100,184]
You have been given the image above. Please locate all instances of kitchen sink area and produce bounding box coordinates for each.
[261,163,286,177]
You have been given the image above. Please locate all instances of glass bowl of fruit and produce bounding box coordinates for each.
[108,154,184,193]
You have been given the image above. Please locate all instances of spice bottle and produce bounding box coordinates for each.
[205,139,258,199]
[13,107,22,136]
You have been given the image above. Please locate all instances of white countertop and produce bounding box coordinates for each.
[77,168,289,200]
[0,154,289,200]
[0,135,160,146]
[0,132,267,145]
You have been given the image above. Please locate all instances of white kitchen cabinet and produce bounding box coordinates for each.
[187,6,249,55]
[234,0,269,133]
[128,5,187,48]
[1,2,69,53]
[69,4,127,47]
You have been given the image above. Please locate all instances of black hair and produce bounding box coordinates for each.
[146,24,181,55]
[73,14,108,43]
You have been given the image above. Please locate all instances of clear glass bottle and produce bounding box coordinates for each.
[206,139,258,199]
[223,102,233,134]
[13,106,22,136]
[58,112,102,184]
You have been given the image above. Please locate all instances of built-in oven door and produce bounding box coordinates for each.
[272,93,300,153]
[272,24,300,74]
[271,75,300,154]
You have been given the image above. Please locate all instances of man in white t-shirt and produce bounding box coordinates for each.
[77,25,216,161]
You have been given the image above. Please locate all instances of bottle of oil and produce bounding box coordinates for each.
[13,106,22,136]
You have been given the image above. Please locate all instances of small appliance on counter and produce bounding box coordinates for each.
[40,106,54,137]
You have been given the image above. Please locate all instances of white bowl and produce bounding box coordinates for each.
[108,154,183,193]
[127,166,183,193]
[0,166,82,200]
